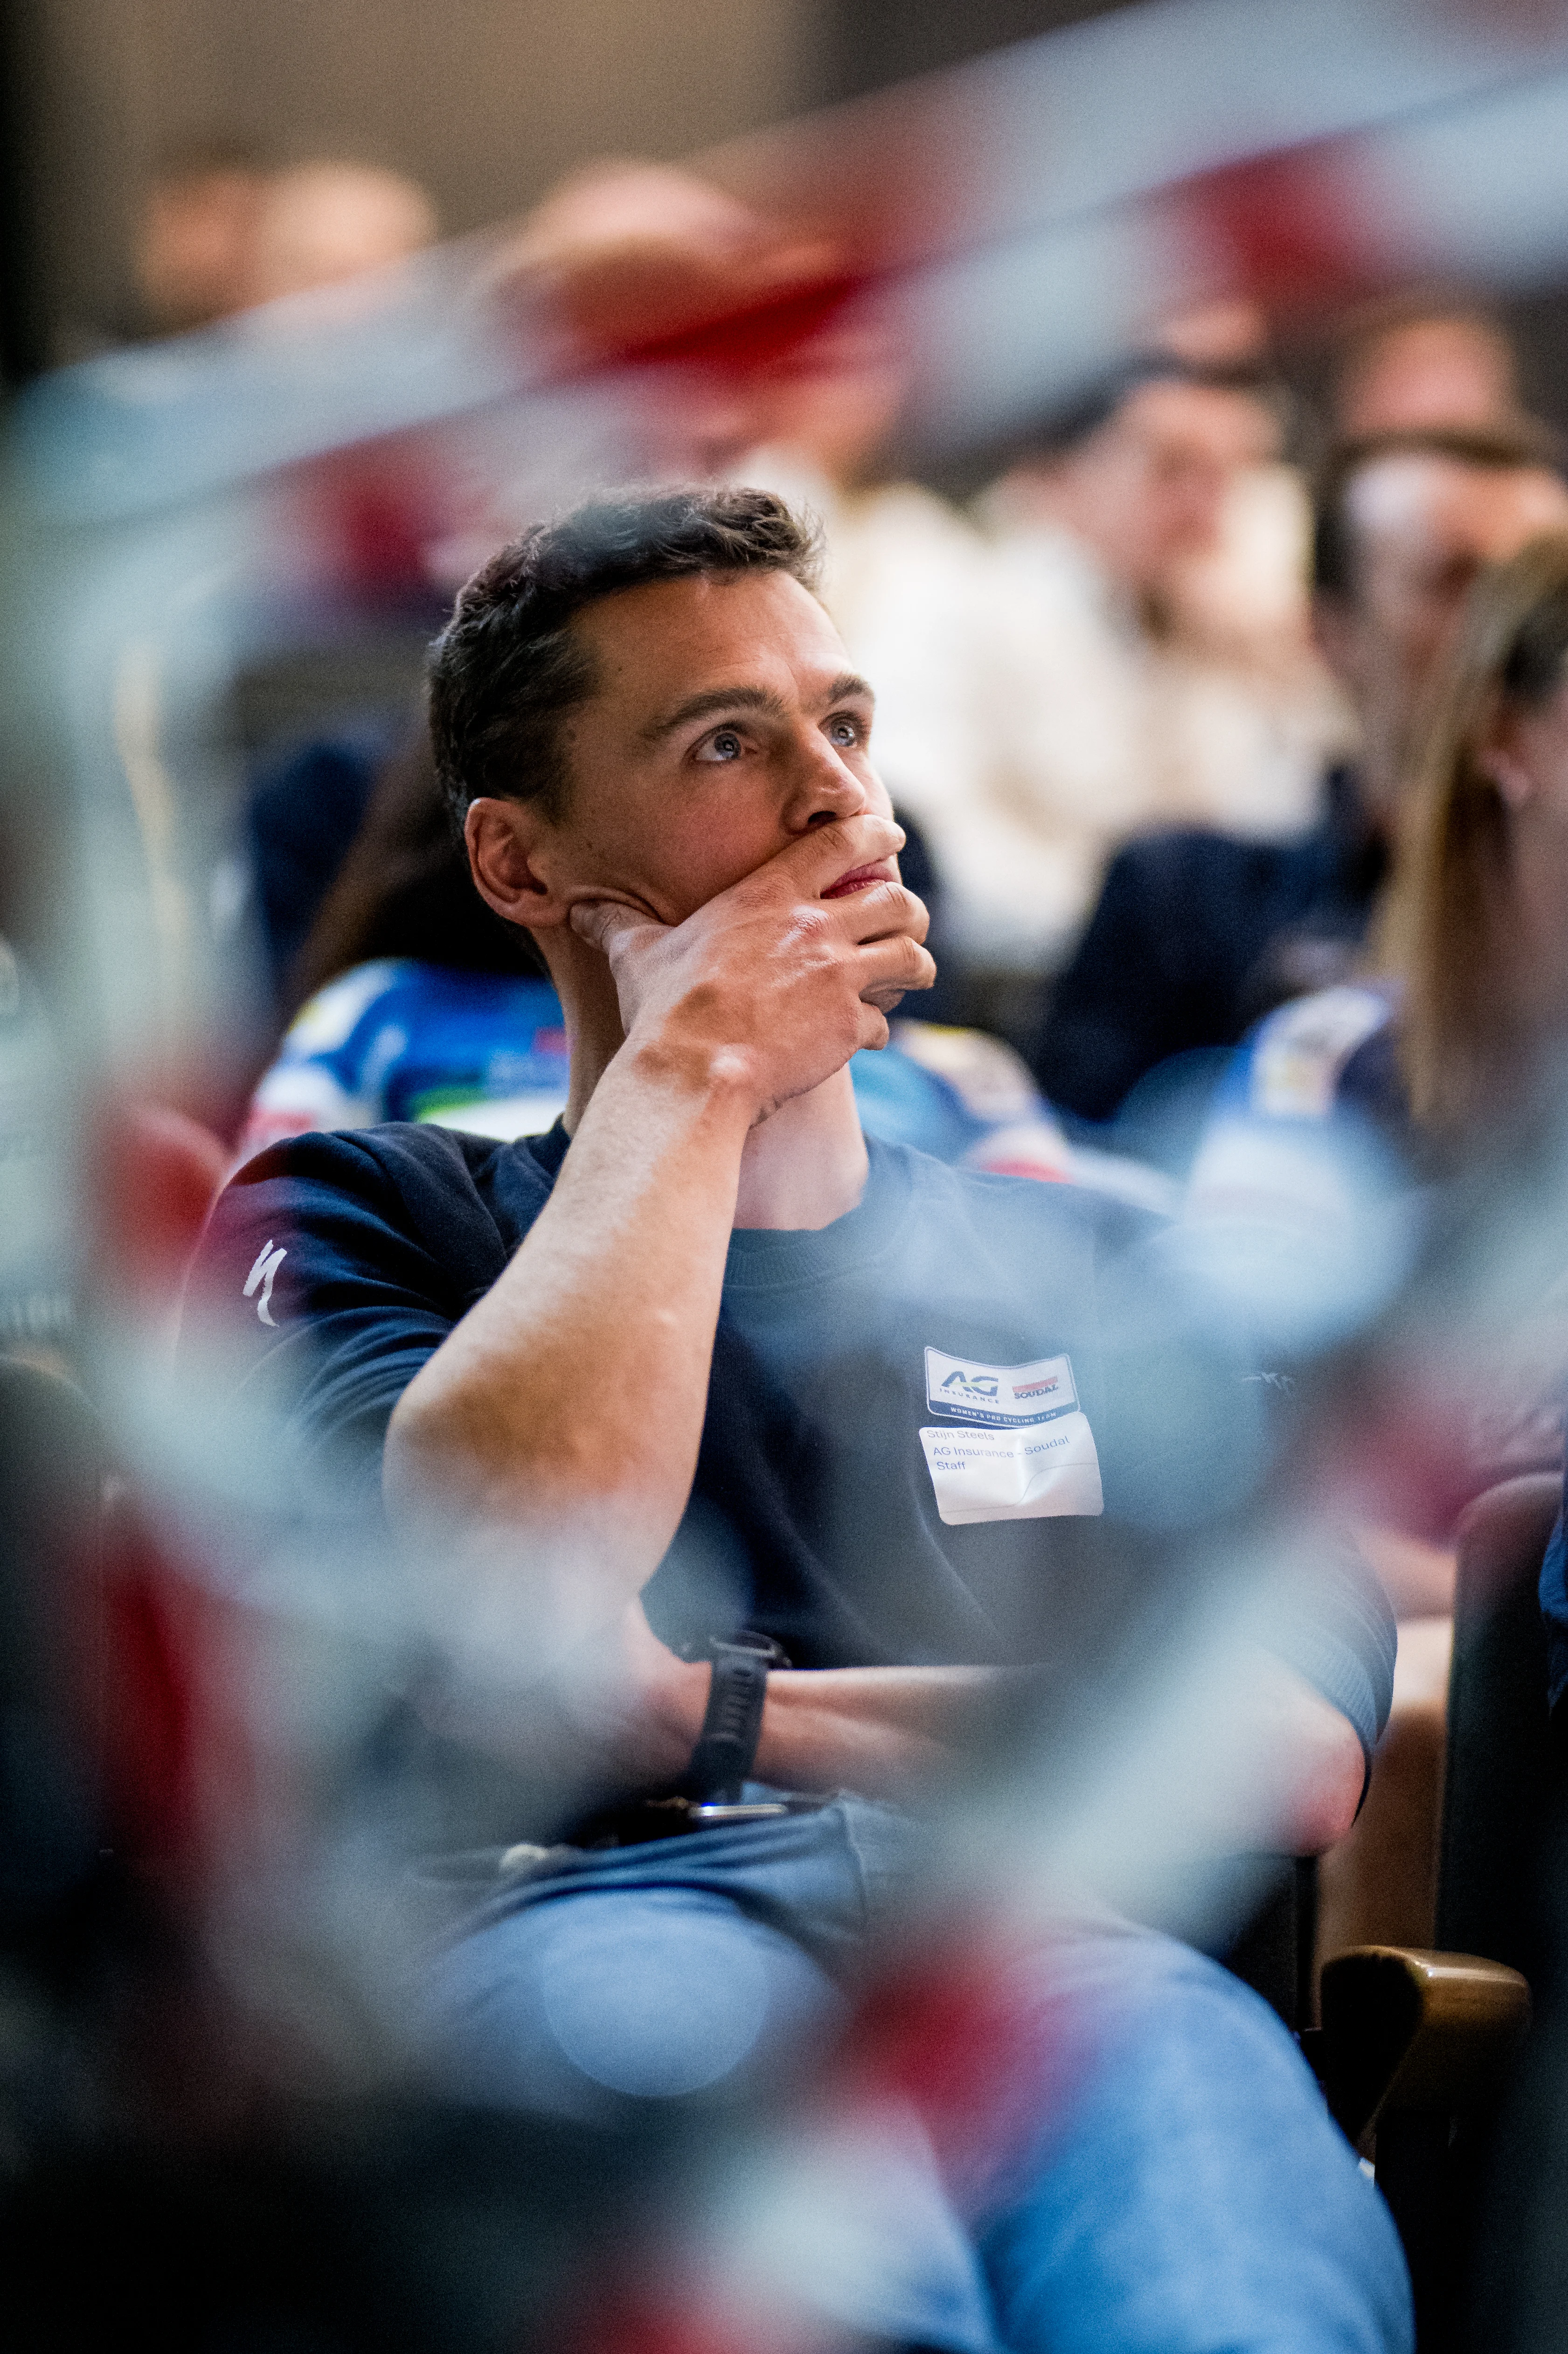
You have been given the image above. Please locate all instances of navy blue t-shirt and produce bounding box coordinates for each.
[191,1123,1393,1757]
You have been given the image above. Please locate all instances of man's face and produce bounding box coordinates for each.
[137,169,261,331]
[1060,379,1278,596]
[1334,318,1516,438]
[519,567,893,925]
[1326,455,1568,775]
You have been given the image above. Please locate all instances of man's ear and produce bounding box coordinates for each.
[465,797,570,927]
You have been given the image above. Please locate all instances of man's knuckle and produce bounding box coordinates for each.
[790,903,833,944]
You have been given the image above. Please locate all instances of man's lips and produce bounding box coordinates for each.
[822,859,897,900]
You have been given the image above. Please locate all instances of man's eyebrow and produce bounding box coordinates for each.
[640,673,876,744]
[640,685,788,743]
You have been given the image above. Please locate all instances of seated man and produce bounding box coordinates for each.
[187,489,1408,2352]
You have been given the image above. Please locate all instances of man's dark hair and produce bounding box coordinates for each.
[428,486,824,820]
[1311,423,1564,604]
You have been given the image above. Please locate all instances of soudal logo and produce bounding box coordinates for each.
[923,1345,1077,1429]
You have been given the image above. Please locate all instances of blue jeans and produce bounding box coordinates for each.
[426,1798,1412,2354]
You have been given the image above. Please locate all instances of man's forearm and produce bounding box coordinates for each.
[384,1040,753,1645]
[429,1607,1021,1810]
[428,1604,1369,1848]
[751,1659,1367,1840]
[754,1665,1020,1799]
[752,1660,1366,1844]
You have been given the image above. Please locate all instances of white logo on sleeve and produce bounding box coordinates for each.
[919,1347,1103,1524]
[243,1239,287,1327]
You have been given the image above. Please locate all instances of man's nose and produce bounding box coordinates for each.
[786,730,870,833]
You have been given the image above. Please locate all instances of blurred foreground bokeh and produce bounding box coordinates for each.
[8,5,1568,2347]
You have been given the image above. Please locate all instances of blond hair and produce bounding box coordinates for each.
[1381,531,1568,1139]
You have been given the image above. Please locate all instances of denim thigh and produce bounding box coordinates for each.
[425,1797,921,2120]
[974,1929,1414,2354]
[425,1812,1413,2354]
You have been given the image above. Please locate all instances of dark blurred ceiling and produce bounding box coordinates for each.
[832,0,1143,99]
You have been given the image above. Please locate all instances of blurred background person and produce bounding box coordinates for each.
[1184,527,1568,1569]
[905,351,1345,982]
[1330,299,1524,440]
[240,159,438,310]
[1035,420,1568,1132]
[131,134,267,338]
[135,146,444,1022]
[1158,303,1348,739]
[1233,529,1568,1173]
[1387,528,1568,1149]
[986,350,1335,822]
[477,159,843,472]
[129,145,437,344]
[239,737,565,1157]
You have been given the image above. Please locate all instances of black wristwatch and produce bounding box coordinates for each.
[680,1629,791,1803]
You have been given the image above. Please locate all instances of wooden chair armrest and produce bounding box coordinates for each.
[1313,1946,1530,2144]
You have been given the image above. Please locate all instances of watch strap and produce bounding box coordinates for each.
[680,1629,789,1803]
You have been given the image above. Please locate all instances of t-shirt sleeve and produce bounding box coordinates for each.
[1100,1212,1396,1774]
[179,1128,493,1496]
[1263,1535,1397,1777]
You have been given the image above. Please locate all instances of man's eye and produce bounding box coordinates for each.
[827,716,863,748]
[697,729,743,763]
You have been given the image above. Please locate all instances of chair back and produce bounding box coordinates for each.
[1436,1472,1561,1983]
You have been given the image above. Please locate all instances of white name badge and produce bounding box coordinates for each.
[919,1415,1103,1524]
[918,1346,1102,1524]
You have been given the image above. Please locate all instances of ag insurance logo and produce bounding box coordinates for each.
[923,1346,1078,1430]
